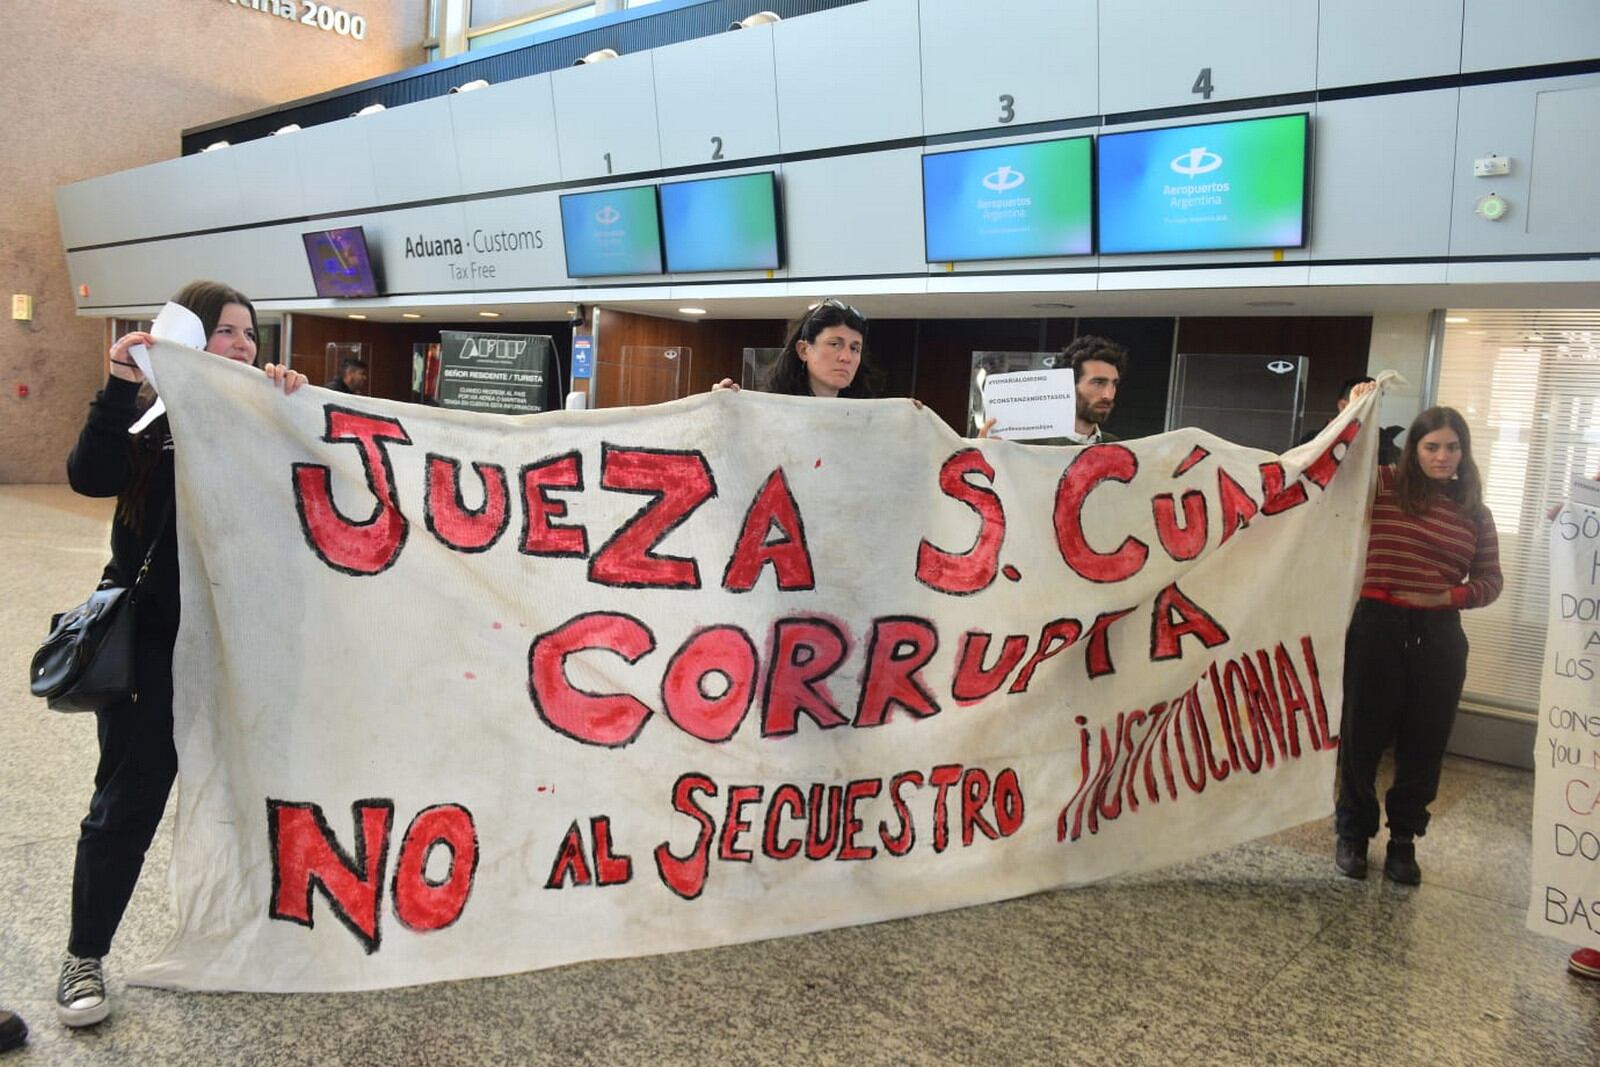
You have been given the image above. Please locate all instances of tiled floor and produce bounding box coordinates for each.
[1,485,1596,1065]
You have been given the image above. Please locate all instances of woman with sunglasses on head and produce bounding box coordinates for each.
[715,298,879,397]
[55,280,306,1029]
[1333,397,1502,887]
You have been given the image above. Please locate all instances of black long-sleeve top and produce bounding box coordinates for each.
[66,376,181,631]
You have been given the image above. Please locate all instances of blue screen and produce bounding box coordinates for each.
[659,172,782,273]
[922,137,1094,262]
[559,186,664,278]
[1098,113,1309,254]
[302,227,379,298]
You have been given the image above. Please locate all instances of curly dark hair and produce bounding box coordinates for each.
[1394,406,1484,518]
[763,300,878,397]
[1064,334,1127,382]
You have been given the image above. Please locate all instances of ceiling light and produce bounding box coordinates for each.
[347,313,367,320]
[271,124,301,136]
[201,141,230,152]
[1444,316,1471,324]
[402,312,423,319]
[678,307,707,316]
[353,103,387,117]
[478,311,501,318]
[729,11,781,30]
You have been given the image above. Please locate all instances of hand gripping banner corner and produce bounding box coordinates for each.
[133,341,1381,992]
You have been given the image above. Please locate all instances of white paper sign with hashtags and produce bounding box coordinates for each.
[980,368,1078,441]
[133,341,1378,993]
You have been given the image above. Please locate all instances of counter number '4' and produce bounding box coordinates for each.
[1192,68,1215,100]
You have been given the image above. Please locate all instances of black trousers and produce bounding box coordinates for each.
[68,623,178,960]
[1335,599,1469,841]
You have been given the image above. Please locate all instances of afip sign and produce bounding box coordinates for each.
[436,331,553,414]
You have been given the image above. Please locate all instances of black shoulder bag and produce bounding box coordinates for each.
[29,499,172,713]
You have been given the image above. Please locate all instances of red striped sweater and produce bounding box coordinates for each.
[1360,466,1503,609]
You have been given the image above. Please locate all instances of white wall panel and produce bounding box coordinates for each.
[1525,85,1600,238]
[364,97,462,206]
[1450,74,1600,255]
[69,229,282,309]
[781,149,924,279]
[1318,0,1464,87]
[774,0,924,152]
[449,74,563,194]
[227,135,310,228]
[57,152,246,247]
[1463,0,1600,71]
[55,178,118,250]
[138,151,245,240]
[1100,1,1317,114]
[653,26,781,168]
[1310,91,1458,259]
[293,119,378,216]
[919,0,1097,134]
[459,192,567,289]
[552,52,663,180]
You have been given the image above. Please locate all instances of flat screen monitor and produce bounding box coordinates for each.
[922,136,1094,262]
[302,227,380,298]
[659,172,782,273]
[559,185,664,278]
[1097,112,1309,254]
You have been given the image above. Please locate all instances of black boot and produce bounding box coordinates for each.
[1335,836,1368,879]
[1384,840,1421,885]
[0,1009,27,1053]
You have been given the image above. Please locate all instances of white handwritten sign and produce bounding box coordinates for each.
[1528,486,1600,950]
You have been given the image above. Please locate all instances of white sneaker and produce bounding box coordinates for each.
[56,954,109,1028]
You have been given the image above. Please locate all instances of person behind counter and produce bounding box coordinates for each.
[713,298,878,398]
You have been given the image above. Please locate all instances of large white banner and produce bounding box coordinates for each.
[1528,485,1600,949]
[135,342,1377,992]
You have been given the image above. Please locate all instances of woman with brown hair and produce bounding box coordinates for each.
[56,281,305,1027]
[1334,403,1503,885]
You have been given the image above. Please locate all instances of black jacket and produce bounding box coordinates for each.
[66,376,181,631]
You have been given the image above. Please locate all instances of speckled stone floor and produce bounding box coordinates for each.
[2,485,1596,1065]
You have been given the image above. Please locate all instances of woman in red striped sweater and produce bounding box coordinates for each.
[1334,403,1502,885]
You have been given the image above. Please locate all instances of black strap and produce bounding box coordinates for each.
[128,495,175,604]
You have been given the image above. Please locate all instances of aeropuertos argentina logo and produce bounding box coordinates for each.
[1170,147,1223,177]
[595,205,622,225]
[982,166,1026,192]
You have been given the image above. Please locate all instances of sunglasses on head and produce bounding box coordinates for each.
[804,298,867,332]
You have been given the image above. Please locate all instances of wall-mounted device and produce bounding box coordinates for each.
[1473,154,1512,177]
[1475,193,1509,221]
